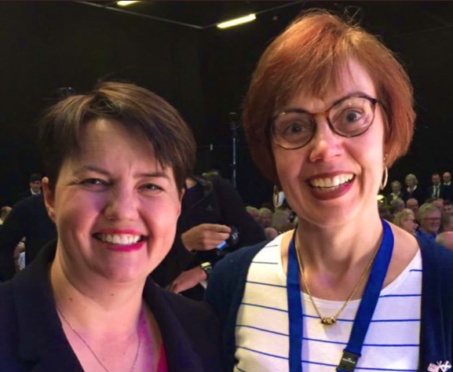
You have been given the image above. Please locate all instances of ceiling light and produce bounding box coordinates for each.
[117,1,140,7]
[217,14,256,29]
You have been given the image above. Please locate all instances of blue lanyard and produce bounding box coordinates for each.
[286,220,394,372]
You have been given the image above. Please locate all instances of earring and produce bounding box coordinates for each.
[380,166,388,190]
[273,186,285,209]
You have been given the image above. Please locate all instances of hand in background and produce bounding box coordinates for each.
[181,223,231,252]
[167,267,207,294]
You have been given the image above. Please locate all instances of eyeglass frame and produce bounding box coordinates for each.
[270,93,384,150]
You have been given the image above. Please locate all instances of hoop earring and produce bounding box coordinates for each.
[380,166,388,190]
[273,186,285,209]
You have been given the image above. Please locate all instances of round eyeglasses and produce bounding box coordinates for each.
[271,94,383,150]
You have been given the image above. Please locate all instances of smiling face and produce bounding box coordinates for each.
[420,210,441,235]
[43,119,182,284]
[272,59,385,228]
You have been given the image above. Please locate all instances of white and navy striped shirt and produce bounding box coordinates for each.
[235,233,422,372]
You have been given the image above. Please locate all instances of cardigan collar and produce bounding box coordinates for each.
[419,236,451,371]
[12,241,203,371]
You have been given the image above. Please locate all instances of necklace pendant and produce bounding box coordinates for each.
[321,317,337,326]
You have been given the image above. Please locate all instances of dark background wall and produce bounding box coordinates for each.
[1,1,453,207]
[0,1,206,206]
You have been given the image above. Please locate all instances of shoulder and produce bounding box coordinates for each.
[158,286,218,325]
[211,241,268,280]
[0,280,16,318]
[419,237,453,275]
[0,281,21,363]
[205,240,269,316]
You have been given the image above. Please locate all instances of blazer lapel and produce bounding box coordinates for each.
[143,278,204,372]
[12,241,83,371]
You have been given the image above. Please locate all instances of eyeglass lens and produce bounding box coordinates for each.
[272,96,376,149]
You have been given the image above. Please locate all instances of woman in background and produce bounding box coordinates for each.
[394,209,418,235]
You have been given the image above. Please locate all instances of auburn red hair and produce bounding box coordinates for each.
[243,10,415,184]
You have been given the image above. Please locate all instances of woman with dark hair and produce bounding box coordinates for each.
[206,10,453,372]
[0,82,223,371]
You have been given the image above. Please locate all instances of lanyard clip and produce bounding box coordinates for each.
[337,350,360,372]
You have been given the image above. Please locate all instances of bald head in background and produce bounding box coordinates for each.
[436,232,453,250]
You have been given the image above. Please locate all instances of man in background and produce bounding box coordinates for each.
[427,173,446,200]
[406,198,419,215]
[416,204,441,241]
[17,173,42,203]
[443,171,452,200]
[152,174,265,300]
[0,194,56,280]
[444,200,453,216]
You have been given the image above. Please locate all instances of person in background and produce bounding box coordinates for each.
[440,212,453,233]
[271,210,293,233]
[151,174,265,300]
[389,198,405,216]
[258,207,273,228]
[0,194,57,280]
[207,10,453,371]
[443,172,452,201]
[436,232,453,250]
[393,209,418,235]
[264,227,279,241]
[444,200,453,216]
[404,173,423,203]
[427,173,446,200]
[0,206,12,225]
[17,173,42,203]
[246,206,260,223]
[386,180,403,204]
[406,197,419,215]
[0,82,223,371]
[416,204,441,241]
[431,198,444,213]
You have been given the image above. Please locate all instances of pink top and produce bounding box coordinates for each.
[157,344,168,372]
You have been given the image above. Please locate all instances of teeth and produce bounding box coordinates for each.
[97,234,141,245]
[309,174,354,189]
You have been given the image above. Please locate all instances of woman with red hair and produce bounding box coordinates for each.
[207,10,453,372]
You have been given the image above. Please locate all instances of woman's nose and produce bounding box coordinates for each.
[104,187,139,221]
[308,119,343,163]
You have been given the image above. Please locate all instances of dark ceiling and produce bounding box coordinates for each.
[79,1,453,36]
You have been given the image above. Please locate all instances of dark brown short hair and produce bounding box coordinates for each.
[243,10,416,184]
[39,82,196,191]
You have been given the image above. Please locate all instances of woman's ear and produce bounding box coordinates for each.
[42,177,56,222]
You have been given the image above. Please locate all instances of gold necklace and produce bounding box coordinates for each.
[294,241,379,326]
[57,306,142,372]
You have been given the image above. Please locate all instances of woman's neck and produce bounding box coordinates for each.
[50,251,144,337]
[295,208,383,276]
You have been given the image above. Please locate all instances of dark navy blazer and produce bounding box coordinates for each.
[0,241,224,372]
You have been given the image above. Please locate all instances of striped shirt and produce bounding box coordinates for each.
[235,233,422,372]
